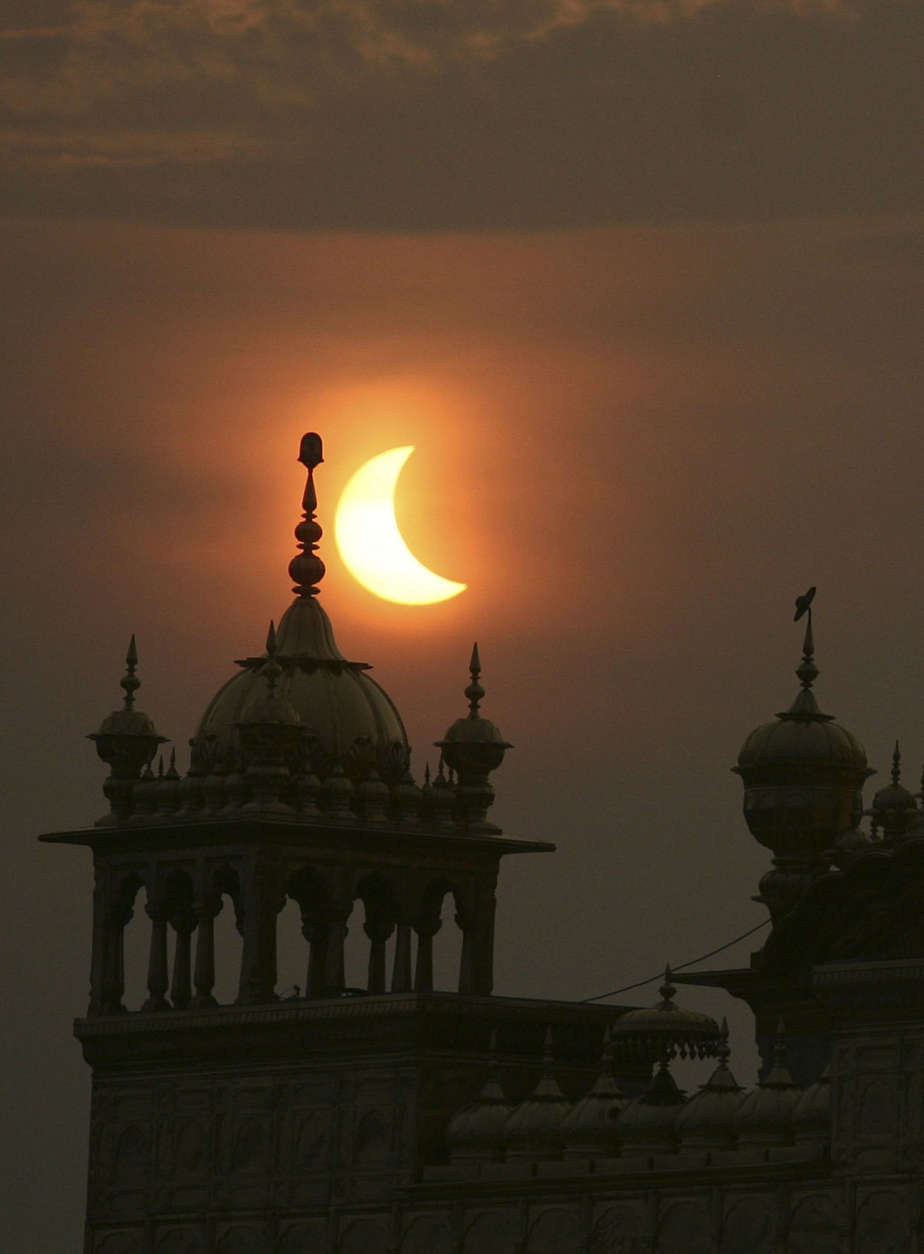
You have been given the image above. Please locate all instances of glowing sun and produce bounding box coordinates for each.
[333,446,467,605]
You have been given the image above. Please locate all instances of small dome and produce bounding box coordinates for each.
[735,1026,799,1148]
[615,1062,685,1155]
[675,1025,742,1151]
[504,1030,572,1161]
[437,644,511,779]
[447,1039,513,1164]
[733,606,873,912]
[792,1065,831,1145]
[870,743,918,840]
[610,968,721,1068]
[560,1029,626,1159]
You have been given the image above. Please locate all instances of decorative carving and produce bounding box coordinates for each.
[277,1222,329,1253]
[156,1230,204,1254]
[401,1214,456,1254]
[461,1211,520,1254]
[353,1108,390,1165]
[719,1199,776,1254]
[95,1233,143,1254]
[215,1227,269,1253]
[527,1208,584,1252]
[588,1208,645,1254]
[337,1218,390,1254]
[656,1201,714,1254]
[787,1195,843,1254]
[855,1191,909,1254]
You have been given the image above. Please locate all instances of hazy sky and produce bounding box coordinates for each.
[2,3,923,1250]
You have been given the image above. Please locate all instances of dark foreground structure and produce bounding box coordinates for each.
[45,436,924,1253]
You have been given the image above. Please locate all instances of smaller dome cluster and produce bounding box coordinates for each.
[446,1018,831,1171]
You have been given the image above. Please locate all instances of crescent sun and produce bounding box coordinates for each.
[333,446,467,606]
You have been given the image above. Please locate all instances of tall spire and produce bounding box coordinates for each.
[121,634,140,710]
[783,585,826,719]
[288,432,326,598]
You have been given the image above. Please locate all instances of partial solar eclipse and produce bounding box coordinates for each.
[333,446,467,605]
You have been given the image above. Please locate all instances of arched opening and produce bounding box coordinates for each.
[284,866,329,998]
[162,869,195,1010]
[203,865,243,1007]
[118,875,148,1012]
[415,881,465,994]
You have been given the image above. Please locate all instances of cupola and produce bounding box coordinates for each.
[615,1059,686,1156]
[734,589,873,918]
[504,1028,571,1161]
[734,1021,800,1148]
[446,1031,514,1165]
[609,967,721,1072]
[869,742,918,843]
[436,644,511,832]
[560,1027,626,1159]
[194,433,409,788]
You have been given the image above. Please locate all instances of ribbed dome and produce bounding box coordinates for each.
[504,1030,571,1161]
[792,1065,831,1145]
[560,1029,626,1158]
[616,1062,685,1155]
[446,1037,513,1164]
[194,596,409,780]
[735,1028,799,1148]
[870,743,918,840]
[675,1030,742,1151]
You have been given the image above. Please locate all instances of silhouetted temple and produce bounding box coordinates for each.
[45,435,924,1253]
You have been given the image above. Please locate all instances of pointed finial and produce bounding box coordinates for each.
[288,432,326,598]
[542,1025,555,1067]
[465,642,485,717]
[121,634,140,710]
[718,1017,731,1064]
[424,761,431,786]
[793,587,818,691]
[774,1016,788,1066]
[157,753,164,778]
[891,740,902,787]
[166,746,179,779]
[261,620,283,696]
[658,964,677,1005]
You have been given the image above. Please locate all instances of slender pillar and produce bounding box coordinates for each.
[101,899,133,1014]
[414,921,440,993]
[192,900,217,1007]
[322,913,348,994]
[143,905,170,1011]
[237,861,283,1005]
[458,885,497,995]
[365,918,394,994]
[304,919,328,998]
[391,923,413,992]
[89,871,108,1016]
[171,918,193,1009]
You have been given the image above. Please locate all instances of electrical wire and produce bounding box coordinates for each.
[579,918,770,1003]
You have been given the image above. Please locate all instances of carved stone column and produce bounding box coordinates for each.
[413,916,442,993]
[303,918,328,999]
[458,882,497,995]
[192,896,219,1008]
[365,916,395,994]
[237,858,285,1006]
[321,907,350,995]
[142,902,170,1011]
[391,922,413,993]
[170,911,195,1010]
[101,895,134,1015]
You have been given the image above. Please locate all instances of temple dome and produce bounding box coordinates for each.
[194,595,408,779]
[192,434,409,782]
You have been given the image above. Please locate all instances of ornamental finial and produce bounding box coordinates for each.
[288,433,326,598]
[121,634,140,710]
[891,740,902,787]
[465,642,485,716]
[793,586,818,691]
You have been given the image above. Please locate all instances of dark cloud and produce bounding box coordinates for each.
[1,1,921,227]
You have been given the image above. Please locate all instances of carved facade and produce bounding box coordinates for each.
[44,438,924,1252]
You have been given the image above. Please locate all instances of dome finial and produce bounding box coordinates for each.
[891,740,902,787]
[288,432,326,598]
[121,634,140,710]
[793,586,818,692]
[465,642,485,716]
